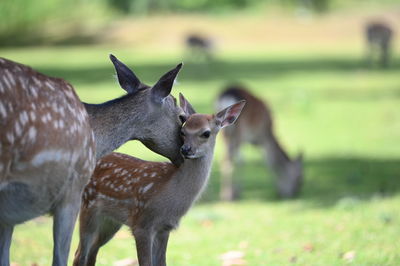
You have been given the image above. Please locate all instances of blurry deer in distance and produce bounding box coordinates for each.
[185,33,214,61]
[73,94,245,266]
[216,85,303,200]
[365,22,394,68]
[0,55,186,266]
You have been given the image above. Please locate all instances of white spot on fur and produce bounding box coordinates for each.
[142,183,153,193]
[6,132,14,143]
[28,126,37,141]
[29,111,36,121]
[31,149,71,167]
[150,172,157,178]
[14,121,22,137]
[0,102,7,118]
[45,81,56,91]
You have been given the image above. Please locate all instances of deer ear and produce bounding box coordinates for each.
[297,152,304,162]
[179,93,196,115]
[215,100,246,129]
[151,63,183,104]
[110,54,142,94]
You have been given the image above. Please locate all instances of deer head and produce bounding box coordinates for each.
[88,55,188,165]
[179,93,246,159]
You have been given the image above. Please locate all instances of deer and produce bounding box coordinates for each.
[73,94,245,266]
[185,33,214,61]
[216,85,303,200]
[365,21,394,68]
[0,54,187,266]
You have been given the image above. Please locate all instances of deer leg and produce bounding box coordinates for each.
[134,228,154,266]
[0,225,13,266]
[152,230,170,266]
[52,197,81,266]
[220,137,240,201]
[85,218,122,266]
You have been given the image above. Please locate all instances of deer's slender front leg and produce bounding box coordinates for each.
[134,228,154,266]
[152,230,170,266]
[52,199,81,266]
[0,225,13,266]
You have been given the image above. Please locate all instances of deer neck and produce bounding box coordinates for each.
[263,132,291,174]
[173,142,215,202]
[83,94,147,160]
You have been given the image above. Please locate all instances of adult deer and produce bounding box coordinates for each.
[185,33,214,61]
[365,21,394,67]
[217,85,303,200]
[0,55,185,266]
[73,95,245,266]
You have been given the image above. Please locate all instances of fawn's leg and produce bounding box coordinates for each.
[73,207,100,266]
[86,218,122,266]
[152,230,170,266]
[134,228,154,266]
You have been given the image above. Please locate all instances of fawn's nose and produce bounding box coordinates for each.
[180,145,192,157]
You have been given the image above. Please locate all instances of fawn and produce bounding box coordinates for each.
[0,55,186,266]
[73,94,245,266]
[365,21,394,67]
[217,85,303,200]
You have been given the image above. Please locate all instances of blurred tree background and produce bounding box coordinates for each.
[0,0,398,46]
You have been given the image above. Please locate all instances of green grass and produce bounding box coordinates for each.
[2,41,400,265]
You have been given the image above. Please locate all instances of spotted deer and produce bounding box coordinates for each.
[0,55,186,266]
[217,86,303,200]
[73,95,245,266]
[365,22,394,67]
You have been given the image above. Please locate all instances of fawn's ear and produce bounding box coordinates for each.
[215,100,246,129]
[110,54,143,94]
[179,93,196,115]
[151,63,183,104]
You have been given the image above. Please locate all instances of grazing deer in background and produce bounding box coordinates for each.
[185,33,214,61]
[217,85,303,200]
[0,55,186,266]
[365,22,394,68]
[73,95,245,266]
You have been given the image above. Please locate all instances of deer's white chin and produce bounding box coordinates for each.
[183,154,201,159]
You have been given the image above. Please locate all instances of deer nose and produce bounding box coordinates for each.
[180,145,192,156]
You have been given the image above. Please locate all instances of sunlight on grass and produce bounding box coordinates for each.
[3,14,400,264]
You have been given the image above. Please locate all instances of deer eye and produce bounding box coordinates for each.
[179,115,186,124]
[201,130,210,138]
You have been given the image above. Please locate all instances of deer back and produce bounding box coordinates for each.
[217,86,273,145]
[82,152,176,226]
[0,58,95,198]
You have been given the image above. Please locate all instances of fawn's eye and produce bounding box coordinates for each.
[201,130,210,138]
[179,115,186,124]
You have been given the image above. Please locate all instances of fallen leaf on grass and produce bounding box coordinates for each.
[290,256,297,263]
[303,243,314,252]
[113,258,138,266]
[342,251,356,262]
[201,219,214,228]
[220,250,246,266]
[238,241,249,249]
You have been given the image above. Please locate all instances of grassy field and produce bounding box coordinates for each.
[2,11,400,266]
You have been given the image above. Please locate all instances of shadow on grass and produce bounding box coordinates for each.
[35,57,400,87]
[201,156,400,208]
